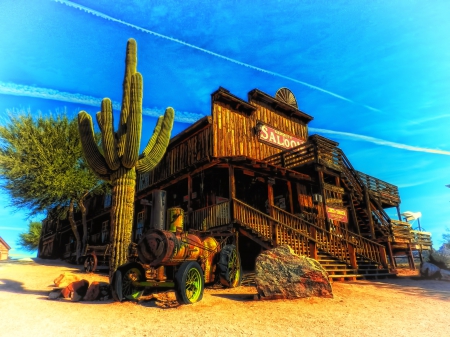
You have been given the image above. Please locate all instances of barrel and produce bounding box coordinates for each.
[167,207,184,233]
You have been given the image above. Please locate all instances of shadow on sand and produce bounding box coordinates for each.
[349,276,450,301]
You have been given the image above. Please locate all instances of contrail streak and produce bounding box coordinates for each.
[310,127,450,156]
[0,81,203,123]
[53,0,380,112]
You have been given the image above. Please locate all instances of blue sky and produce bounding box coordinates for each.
[1,0,449,257]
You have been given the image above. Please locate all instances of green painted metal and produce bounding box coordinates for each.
[185,267,203,302]
[133,281,176,288]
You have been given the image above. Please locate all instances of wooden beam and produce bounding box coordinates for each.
[237,227,272,250]
[348,192,361,236]
[286,181,294,213]
[364,187,376,240]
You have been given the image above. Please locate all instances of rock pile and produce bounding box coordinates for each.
[49,273,111,301]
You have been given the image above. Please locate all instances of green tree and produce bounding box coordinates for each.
[17,221,42,251]
[442,228,450,250]
[0,113,104,261]
[78,38,174,275]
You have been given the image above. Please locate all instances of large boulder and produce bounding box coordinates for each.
[255,245,333,300]
[420,262,441,279]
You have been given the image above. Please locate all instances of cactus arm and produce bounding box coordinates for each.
[139,116,163,159]
[117,38,138,157]
[122,73,142,168]
[78,111,110,177]
[136,107,174,174]
[97,98,120,170]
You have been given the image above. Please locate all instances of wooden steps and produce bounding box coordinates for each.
[317,251,363,281]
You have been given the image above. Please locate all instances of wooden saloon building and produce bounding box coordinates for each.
[39,87,431,280]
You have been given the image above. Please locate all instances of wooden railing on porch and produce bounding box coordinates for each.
[184,198,389,269]
[185,201,231,231]
[233,198,311,256]
[272,206,350,265]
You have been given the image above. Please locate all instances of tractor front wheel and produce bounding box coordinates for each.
[175,261,204,304]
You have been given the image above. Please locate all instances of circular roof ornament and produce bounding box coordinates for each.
[275,87,298,109]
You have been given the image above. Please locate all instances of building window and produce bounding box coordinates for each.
[136,211,144,240]
[101,221,109,243]
[104,194,112,208]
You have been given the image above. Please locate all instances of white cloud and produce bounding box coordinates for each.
[0,81,203,123]
[309,127,450,156]
[53,0,380,112]
[0,226,25,231]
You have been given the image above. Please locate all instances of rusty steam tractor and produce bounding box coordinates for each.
[110,206,242,304]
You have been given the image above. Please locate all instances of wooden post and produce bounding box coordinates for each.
[317,170,329,231]
[286,181,294,214]
[335,176,341,187]
[378,246,389,269]
[396,206,402,221]
[347,243,358,269]
[349,192,361,236]
[364,187,376,240]
[228,165,235,219]
[407,243,416,271]
[187,174,192,228]
[309,226,318,260]
[387,240,396,269]
[267,181,277,244]
[267,182,274,217]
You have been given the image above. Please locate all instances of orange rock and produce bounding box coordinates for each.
[53,273,80,287]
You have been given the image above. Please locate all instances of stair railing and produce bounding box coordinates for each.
[336,148,392,237]
[232,198,311,256]
[232,198,388,268]
[272,206,352,266]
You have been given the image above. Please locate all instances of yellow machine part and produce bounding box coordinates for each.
[202,237,219,283]
[167,207,184,233]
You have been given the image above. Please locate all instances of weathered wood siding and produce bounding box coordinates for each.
[212,100,308,159]
[138,125,213,191]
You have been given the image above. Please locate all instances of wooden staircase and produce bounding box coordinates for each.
[232,198,395,281]
[338,148,392,240]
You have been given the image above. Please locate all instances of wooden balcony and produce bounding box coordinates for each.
[357,171,400,207]
[390,220,432,251]
[410,230,432,250]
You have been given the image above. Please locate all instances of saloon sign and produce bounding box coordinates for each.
[326,206,348,223]
[257,123,304,150]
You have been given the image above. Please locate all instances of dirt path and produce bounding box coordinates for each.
[1,258,449,337]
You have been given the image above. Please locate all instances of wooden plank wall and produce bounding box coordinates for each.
[138,126,213,191]
[213,101,308,159]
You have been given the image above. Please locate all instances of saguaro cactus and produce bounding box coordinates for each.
[78,38,174,275]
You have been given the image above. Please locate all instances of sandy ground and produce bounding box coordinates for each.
[0,259,449,337]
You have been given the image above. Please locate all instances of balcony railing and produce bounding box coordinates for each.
[357,171,400,205]
[185,201,231,231]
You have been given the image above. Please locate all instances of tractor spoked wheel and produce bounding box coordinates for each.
[218,244,242,288]
[84,255,97,273]
[175,261,204,304]
[111,262,146,302]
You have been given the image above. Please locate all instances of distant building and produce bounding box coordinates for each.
[0,237,11,260]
